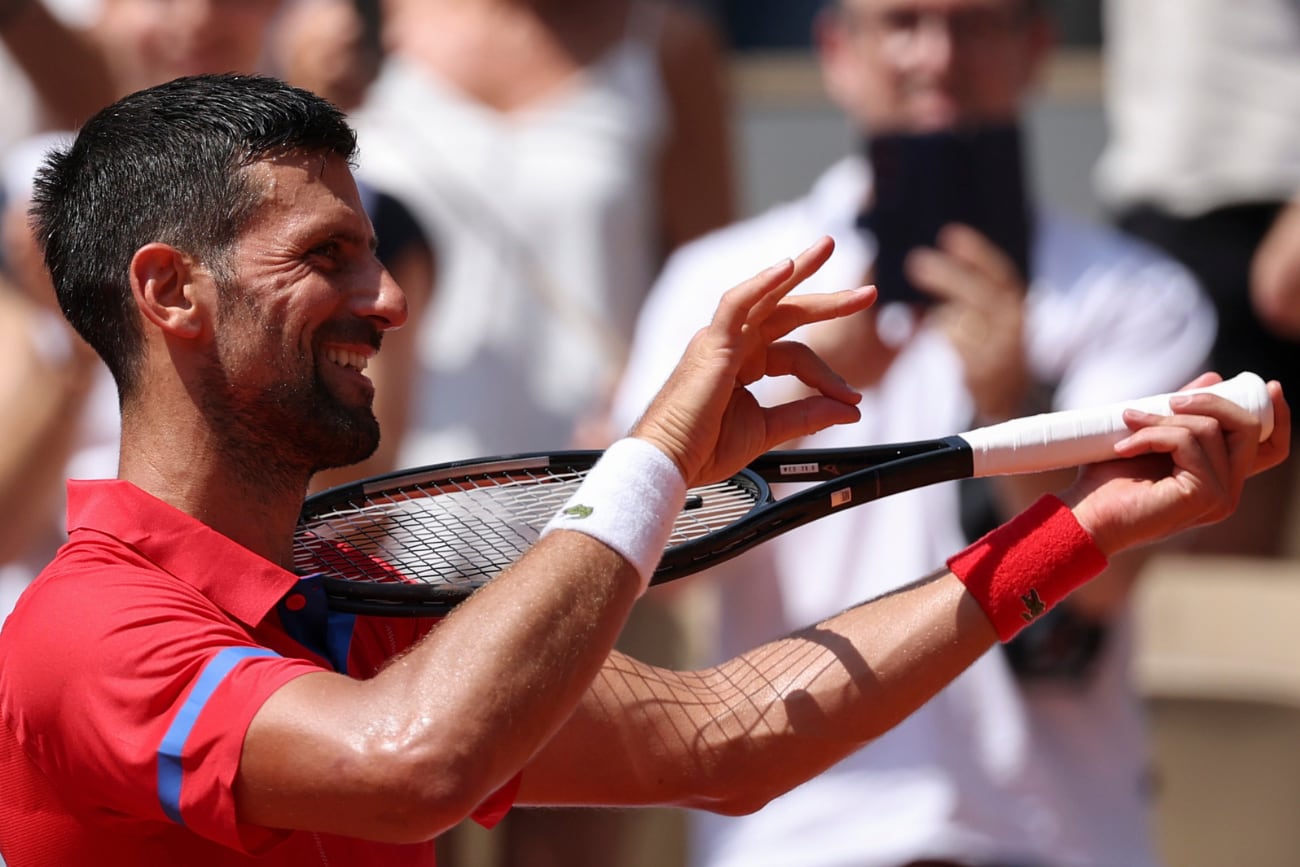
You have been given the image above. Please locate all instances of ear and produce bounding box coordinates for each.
[814,5,854,109]
[1020,12,1057,91]
[129,243,210,339]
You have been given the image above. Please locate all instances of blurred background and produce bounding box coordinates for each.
[714,0,1107,221]
[2,1,1298,866]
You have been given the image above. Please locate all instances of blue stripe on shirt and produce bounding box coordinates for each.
[157,646,279,825]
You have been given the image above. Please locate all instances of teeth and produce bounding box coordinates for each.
[325,347,369,372]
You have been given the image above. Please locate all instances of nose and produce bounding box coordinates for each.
[367,266,409,331]
[907,14,956,75]
[177,0,220,29]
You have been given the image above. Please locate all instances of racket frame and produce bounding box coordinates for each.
[651,436,972,584]
[298,438,975,614]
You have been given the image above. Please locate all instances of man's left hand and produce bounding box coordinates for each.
[906,223,1032,421]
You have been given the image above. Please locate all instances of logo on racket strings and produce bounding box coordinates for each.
[562,504,594,519]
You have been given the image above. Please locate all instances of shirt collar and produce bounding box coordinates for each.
[66,479,300,628]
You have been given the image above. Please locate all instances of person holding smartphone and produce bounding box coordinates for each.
[610,1,1218,866]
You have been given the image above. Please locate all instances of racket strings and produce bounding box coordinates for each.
[293,468,762,593]
[296,467,587,588]
[665,481,758,542]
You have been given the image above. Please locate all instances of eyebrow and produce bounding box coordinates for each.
[321,224,379,254]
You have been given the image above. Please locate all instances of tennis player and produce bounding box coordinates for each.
[0,73,1288,866]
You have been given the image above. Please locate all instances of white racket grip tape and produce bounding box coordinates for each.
[963,372,1274,477]
[540,437,688,594]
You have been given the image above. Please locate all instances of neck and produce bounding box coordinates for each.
[117,407,311,569]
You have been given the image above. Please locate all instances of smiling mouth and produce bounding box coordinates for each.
[325,347,370,373]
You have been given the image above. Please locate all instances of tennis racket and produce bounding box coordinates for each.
[294,372,1273,615]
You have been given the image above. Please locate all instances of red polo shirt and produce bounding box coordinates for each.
[0,480,516,866]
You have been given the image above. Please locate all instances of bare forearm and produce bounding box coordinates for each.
[1252,197,1300,338]
[238,531,644,841]
[0,304,94,560]
[0,0,116,127]
[520,570,994,811]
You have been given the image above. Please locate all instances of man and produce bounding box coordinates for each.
[611,1,1228,866]
[0,73,1285,866]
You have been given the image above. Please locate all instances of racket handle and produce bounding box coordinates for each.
[963,371,1274,477]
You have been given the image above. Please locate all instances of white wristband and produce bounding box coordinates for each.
[540,437,687,594]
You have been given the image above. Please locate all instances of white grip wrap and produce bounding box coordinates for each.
[540,437,688,593]
[963,372,1274,477]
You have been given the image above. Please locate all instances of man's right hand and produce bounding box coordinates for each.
[631,236,876,487]
[1063,373,1291,556]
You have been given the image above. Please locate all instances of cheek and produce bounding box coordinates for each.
[961,66,1025,117]
[115,19,168,63]
[214,302,284,369]
[828,54,901,131]
[213,7,278,49]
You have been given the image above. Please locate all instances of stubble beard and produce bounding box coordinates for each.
[197,355,381,492]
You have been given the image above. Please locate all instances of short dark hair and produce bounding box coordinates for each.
[831,0,1046,17]
[30,73,358,398]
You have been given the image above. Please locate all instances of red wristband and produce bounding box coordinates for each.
[947,494,1108,643]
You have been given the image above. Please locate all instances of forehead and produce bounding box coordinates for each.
[842,0,1025,13]
[103,0,282,16]
[239,153,371,241]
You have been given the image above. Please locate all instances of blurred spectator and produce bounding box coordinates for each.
[0,134,117,628]
[271,0,382,112]
[1253,195,1300,339]
[349,0,737,464]
[1095,0,1300,557]
[610,1,1216,866]
[0,0,282,129]
[95,0,281,94]
[0,0,111,144]
[345,1,737,864]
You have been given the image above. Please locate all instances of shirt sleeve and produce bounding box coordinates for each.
[471,774,522,829]
[1035,219,1218,410]
[2,566,323,855]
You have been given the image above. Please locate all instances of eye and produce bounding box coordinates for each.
[308,240,346,270]
[310,240,341,259]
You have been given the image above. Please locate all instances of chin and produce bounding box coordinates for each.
[319,431,380,473]
[301,404,381,474]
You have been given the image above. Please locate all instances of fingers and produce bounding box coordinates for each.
[937,223,1024,288]
[1114,386,1282,525]
[1072,379,1292,556]
[758,286,878,347]
[711,257,795,337]
[1165,376,1292,476]
[1176,371,1223,392]
[753,236,838,323]
[737,341,866,449]
[907,224,1030,421]
[1253,379,1291,475]
[760,341,861,405]
[759,394,864,450]
[906,223,1023,308]
[713,236,836,336]
[634,237,871,485]
[1115,411,1238,523]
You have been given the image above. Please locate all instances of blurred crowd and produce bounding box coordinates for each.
[0,1,1296,866]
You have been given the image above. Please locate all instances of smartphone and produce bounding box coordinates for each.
[857,122,1034,307]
